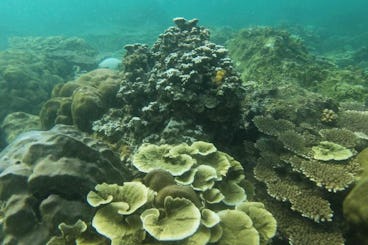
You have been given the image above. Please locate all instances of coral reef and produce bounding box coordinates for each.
[39,68,121,131]
[0,125,131,244]
[93,18,244,147]
[1,17,368,245]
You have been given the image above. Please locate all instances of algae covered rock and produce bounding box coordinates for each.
[71,86,105,131]
[0,124,130,244]
[228,27,368,103]
[343,177,368,230]
[1,112,41,144]
[227,27,312,84]
[8,36,98,75]
[0,50,63,122]
[0,36,98,123]
[343,148,368,244]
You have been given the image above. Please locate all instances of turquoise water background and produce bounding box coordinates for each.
[1,0,367,44]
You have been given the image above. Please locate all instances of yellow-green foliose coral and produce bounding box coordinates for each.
[311,141,353,161]
[133,143,196,176]
[217,209,259,245]
[86,141,276,244]
[87,182,149,214]
[141,196,201,241]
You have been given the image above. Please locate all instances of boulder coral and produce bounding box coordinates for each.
[39,68,121,131]
[0,125,131,244]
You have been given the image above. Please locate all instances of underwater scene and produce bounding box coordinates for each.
[1,0,368,244]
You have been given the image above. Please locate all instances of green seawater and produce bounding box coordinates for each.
[0,0,367,49]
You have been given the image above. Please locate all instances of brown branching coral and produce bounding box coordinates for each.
[254,159,334,222]
[253,116,296,137]
[337,110,368,137]
[282,155,360,192]
[319,128,359,148]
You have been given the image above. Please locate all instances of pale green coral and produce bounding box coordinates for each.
[195,152,231,180]
[191,165,218,191]
[200,188,225,204]
[191,141,217,156]
[312,141,353,161]
[87,182,149,215]
[155,184,202,208]
[47,219,87,245]
[217,209,259,245]
[141,196,201,241]
[217,181,247,206]
[93,208,144,244]
[201,208,220,228]
[133,144,195,176]
[182,226,211,245]
[236,202,277,245]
